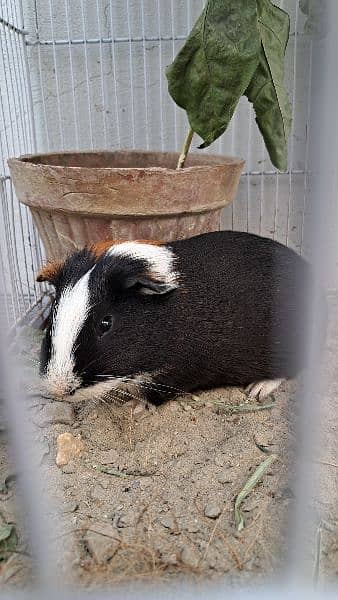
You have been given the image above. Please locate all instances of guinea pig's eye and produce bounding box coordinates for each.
[98,315,113,336]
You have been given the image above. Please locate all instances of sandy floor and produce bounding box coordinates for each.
[0,297,337,590]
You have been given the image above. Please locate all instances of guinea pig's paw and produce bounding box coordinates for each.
[246,378,283,401]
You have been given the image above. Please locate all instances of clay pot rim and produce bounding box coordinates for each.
[8,149,245,174]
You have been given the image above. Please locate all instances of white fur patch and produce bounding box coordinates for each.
[44,269,92,398]
[107,242,178,286]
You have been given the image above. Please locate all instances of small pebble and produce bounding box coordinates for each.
[217,472,232,484]
[159,515,175,530]
[90,484,107,502]
[133,402,146,417]
[185,521,200,534]
[140,478,152,490]
[117,511,135,528]
[180,545,199,568]
[56,432,84,467]
[61,501,78,514]
[36,402,74,426]
[204,501,222,519]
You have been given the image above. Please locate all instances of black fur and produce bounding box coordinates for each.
[40,231,325,403]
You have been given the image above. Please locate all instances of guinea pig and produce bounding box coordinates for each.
[37,231,324,405]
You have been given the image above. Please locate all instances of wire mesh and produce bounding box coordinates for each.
[0,0,43,324]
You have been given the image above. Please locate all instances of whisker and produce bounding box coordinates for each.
[91,373,186,398]
[114,387,142,404]
[114,375,186,397]
[135,380,184,396]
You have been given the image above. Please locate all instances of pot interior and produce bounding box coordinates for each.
[20,150,242,170]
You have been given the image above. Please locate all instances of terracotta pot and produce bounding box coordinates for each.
[8,150,244,261]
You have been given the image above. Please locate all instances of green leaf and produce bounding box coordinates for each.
[166,0,261,148]
[245,0,292,171]
[0,524,18,561]
[234,454,276,531]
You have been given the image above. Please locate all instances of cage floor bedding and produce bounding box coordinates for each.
[0,297,337,590]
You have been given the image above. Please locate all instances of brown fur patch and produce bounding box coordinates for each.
[37,240,164,282]
[90,239,163,259]
[36,261,63,283]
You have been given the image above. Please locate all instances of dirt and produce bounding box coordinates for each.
[0,296,337,591]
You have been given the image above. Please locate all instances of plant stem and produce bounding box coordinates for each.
[176,128,194,169]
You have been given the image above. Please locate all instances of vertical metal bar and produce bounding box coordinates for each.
[109,0,121,148]
[17,201,34,306]
[15,25,36,152]
[300,41,313,255]
[8,182,27,310]
[0,243,11,323]
[0,321,59,591]
[64,0,80,149]
[96,0,108,148]
[0,71,14,161]
[34,0,51,150]
[156,0,164,151]
[170,0,178,150]
[286,0,299,246]
[246,105,253,233]
[140,0,150,150]
[0,181,20,319]
[273,0,284,241]
[286,1,338,580]
[12,0,23,33]
[0,188,16,321]
[80,0,94,149]
[0,39,16,319]
[230,109,237,231]
[22,205,39,303]
[37,43,51,150]
[126,0,136,148]
[273,168,279,240]
[48,0,65,147]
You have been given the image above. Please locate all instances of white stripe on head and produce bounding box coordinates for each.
[107,241,178,285]
[44,268,92,397]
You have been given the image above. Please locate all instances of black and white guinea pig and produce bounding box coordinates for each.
[37,231,323,405]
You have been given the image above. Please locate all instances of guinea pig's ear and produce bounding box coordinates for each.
[105,241,180,296]
[36,260,63,285]
[124,274,178,295]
